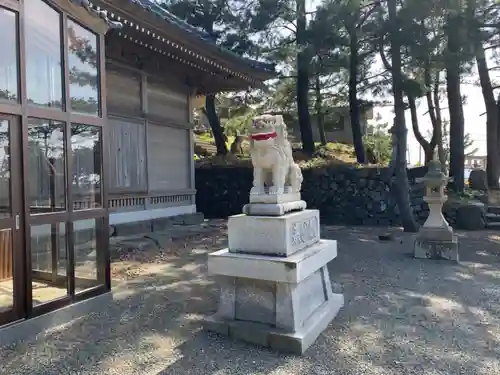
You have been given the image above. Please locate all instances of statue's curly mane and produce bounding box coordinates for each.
[251,115,290,152]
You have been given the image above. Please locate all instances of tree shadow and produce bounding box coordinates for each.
[1,225,499,374]
[0,232,227,374]
[159,226,500,374]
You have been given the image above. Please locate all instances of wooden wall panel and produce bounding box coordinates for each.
[147,123,190,191]
[108,118,147,192]
[106,66,142,116]
[147,81,188,123]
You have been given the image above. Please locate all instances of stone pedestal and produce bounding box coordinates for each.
[206,207,343,354]
[205,114,343,354]
[413,235,459,261]
[414,226,458,261]
[206,239,343,354]
[228,210,320,257]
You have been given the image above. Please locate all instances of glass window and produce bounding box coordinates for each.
[0,120,10,219]
[0,9,19,103]
[71,124,101,210]
[67,20,99,116]
[25,0,63,109]
[74,218,104,292]
[27,118,66,214]
[30,223,68,306]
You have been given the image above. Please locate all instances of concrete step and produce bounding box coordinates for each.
[486,221,500,229]
[487,205,500,215]
[486,212,500,222]
[486,211,500,231]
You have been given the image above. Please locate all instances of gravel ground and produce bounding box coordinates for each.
[1,223,500,375]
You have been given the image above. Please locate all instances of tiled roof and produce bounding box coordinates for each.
[126,0,275,74]
[70,0,122,28]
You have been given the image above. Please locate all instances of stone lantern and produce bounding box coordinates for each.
[422,160,450,230]
[413,160,458,261]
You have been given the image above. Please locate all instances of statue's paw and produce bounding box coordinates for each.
[250,187,264,195]
[269,186,284,195]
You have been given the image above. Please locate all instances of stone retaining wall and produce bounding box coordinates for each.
[196,165,434,226]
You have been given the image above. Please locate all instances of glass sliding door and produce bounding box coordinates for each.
[27,118,70,308]
[0,115,24,326]
[0,0,109,326]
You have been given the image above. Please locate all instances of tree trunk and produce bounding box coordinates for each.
[423,64,438,161]
[296,0,314,154]
[476,44,499,188]
[408,95,433,164]
[433,75,446,170]
[497,94,500,167]
[315,75,327,146]
[445,14,465,192]
[205,94,228,156]
[349,27,366,163]
[388,0,418,232]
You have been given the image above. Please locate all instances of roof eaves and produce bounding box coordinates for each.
[125,0,276,76]
[71,0,122,29]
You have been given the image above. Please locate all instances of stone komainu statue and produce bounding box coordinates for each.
[249,114,303,195]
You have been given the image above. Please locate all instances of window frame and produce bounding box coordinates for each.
[0,6,21,106]
[24,0,65,111]
[0,0,111,322]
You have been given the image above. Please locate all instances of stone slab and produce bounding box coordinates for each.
[215,266,332,331]
[208,239,337,284]
[228,210,320,256]
[413,236,459,262]
[204,293,344,355]
[417,226,454,241]
[243,201,307,216]
[249,192,301,204]
[235,278,276,325]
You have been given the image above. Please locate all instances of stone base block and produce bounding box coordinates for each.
[249,192,301,204]
[206,240,343,354]
[228,210,320,256]
[205,293,344,355]
[209,240,337,283]
[413,236,459,262]
[417,226,454,241]
[243,201,307,216]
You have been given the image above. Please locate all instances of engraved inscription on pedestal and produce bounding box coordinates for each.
[228,210,321,257]
[291,216,319,246]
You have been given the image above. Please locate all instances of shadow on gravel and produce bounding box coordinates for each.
[0,225,499,375]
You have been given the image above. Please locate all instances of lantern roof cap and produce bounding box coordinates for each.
[424,160,447,181]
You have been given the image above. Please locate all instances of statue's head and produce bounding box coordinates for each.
[249,114,287,149]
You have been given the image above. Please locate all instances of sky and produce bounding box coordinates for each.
[303,0,492,166]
